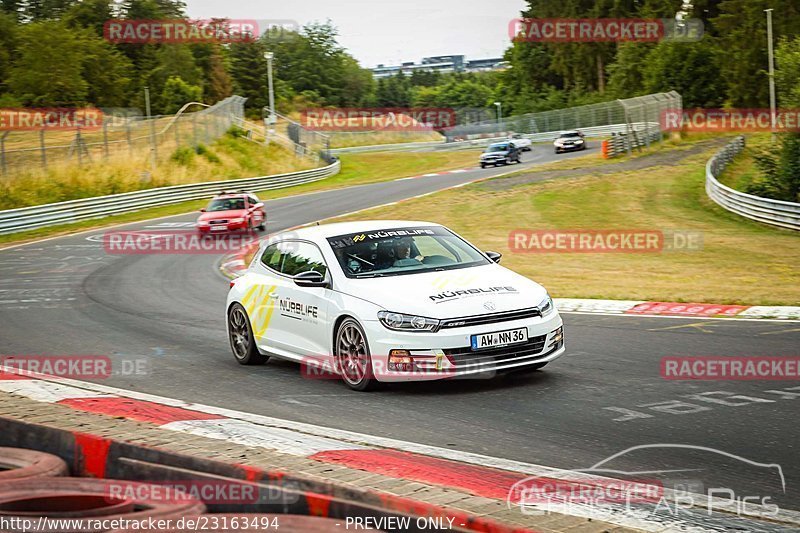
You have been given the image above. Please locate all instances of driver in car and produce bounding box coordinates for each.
[393,238,422,267]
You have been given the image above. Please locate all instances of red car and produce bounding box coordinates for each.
[196,191,266,234]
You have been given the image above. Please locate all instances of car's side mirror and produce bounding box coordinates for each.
[294,270,330,288]
[199,208,206,212]
[485,251,502,263]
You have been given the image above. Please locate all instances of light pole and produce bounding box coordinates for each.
[765,9,777,135]
[264,51,277,126]
[494,101,502,130]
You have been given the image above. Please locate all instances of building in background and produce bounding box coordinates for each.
[371,55,505,78]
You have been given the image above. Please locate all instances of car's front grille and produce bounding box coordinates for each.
[209,219,229,224]
[439,308,541,329]
[443,335,548,367]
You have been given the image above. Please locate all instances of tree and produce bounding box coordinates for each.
[775,37,800,107]
[642,40,725,107]
[606,43,655,99]
[0,12,18,95]
[160,76,201,114]
[9,21,88,105]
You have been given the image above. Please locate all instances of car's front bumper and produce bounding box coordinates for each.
[555,143,584,152]
[480,156,508,165]
[197,221,249,233]
[364,312,565,382]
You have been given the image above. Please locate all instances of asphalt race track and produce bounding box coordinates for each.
[1,142,799,508]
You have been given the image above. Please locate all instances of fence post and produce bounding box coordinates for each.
[76,126,83,166]
[192,114,198,147]
[40,129,47,170]
[126,122,132,156]
[0,131,8,175]
[103,120,110,160]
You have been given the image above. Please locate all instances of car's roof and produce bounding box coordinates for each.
[213,193,248,199]
[273,220,444,241]
[559,130,581,134]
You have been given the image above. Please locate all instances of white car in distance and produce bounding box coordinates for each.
[508,133,532,151]
[226,221,565,391]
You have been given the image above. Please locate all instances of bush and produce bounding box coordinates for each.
[170,147,195,166]
[748,133,800,203]
[194,144,221,163]
[226,126,247,139]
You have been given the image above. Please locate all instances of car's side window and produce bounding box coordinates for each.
[279,241,328,278]
[248,195,259,206]
[260,244,284,273]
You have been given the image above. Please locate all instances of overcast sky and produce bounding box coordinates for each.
[185,0,527,67]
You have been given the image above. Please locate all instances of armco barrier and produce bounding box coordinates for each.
[0,160,340,235]
[706,136,800,231]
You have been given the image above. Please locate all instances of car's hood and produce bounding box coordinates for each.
[481,151,509,158]
[197,209,246,221]
[340,263,547,319]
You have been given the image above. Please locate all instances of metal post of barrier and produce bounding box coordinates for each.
[39,129,47,170]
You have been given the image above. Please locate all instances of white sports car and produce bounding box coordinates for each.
[226,221,565,391]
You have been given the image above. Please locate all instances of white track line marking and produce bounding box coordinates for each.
[163,419,369,456]
[0,380,111,402]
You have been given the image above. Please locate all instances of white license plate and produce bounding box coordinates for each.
[471,327,527,351]
[210,226,227,231]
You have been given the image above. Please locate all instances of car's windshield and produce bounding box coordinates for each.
[560,132,581,139]
[207,198,245,212]
[327,226,490,278]
[486,144,509,152]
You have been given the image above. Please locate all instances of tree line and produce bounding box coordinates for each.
[0,0,798,117]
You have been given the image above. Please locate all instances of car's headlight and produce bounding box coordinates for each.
[378,311,440,332]
[229,218,244,223]
[574,139,584,144]
[538,295,555,316]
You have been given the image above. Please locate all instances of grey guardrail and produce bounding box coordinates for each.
[0,160,340,235]
[706,136,800,231]
[330,123,659,154]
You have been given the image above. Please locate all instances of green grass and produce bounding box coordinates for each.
[716,133,771,191]
[330,139,800,306]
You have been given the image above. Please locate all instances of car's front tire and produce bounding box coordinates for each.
[335,318,375,391]
[480,163,486,169]
[228,303,268,365]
